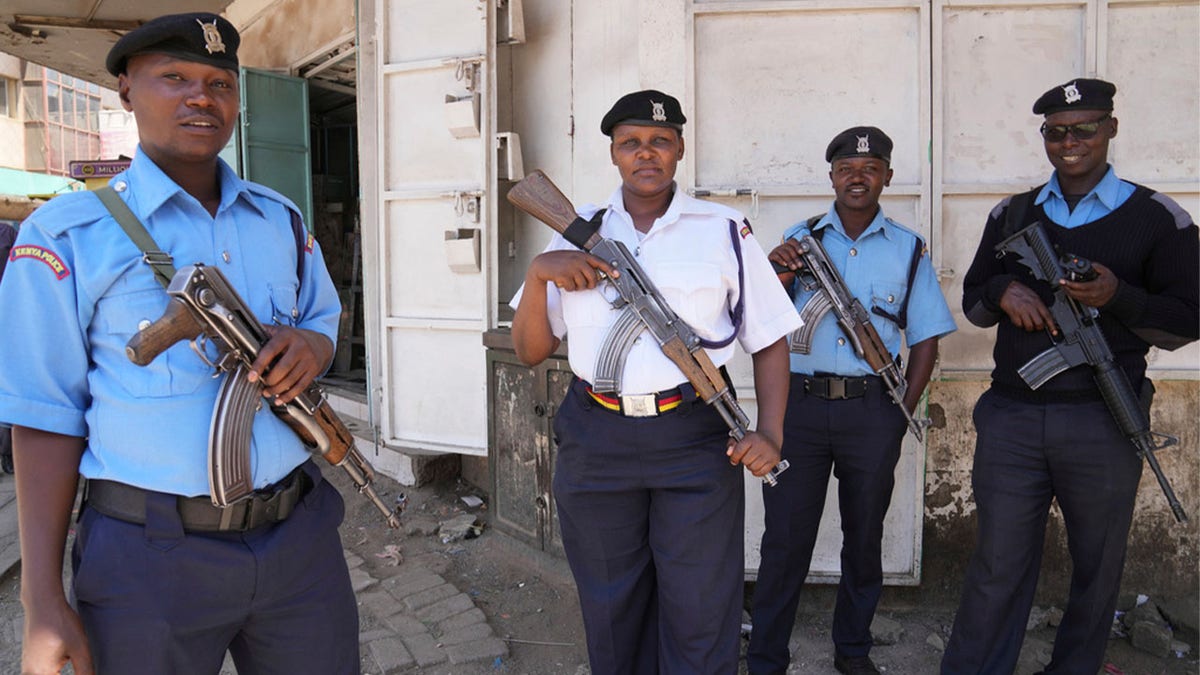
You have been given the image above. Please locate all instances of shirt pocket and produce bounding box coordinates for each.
[869,280,907,347]
[98,289,210,398]
[268,281,300,327]
[651,262,725,331]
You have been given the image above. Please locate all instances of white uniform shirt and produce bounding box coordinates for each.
[512,184,801,395]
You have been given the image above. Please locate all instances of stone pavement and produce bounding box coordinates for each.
[0,469,508,675]
[346,548,510,673]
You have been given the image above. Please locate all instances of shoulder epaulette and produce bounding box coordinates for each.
[27,191,111,237]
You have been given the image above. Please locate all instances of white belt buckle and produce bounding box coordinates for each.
[621,394,658,417]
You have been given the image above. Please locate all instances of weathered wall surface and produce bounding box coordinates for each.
[0,55,26,171]
[231,0,355,71]
[923,379,1200,604]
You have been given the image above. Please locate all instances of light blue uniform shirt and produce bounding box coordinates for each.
[1035,165,1135,228]
[0,150,340,496]
[784,204,956,376]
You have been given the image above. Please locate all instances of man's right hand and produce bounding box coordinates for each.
[999,280,1058,335]
[530,250,617,292]
[22,599,94,675]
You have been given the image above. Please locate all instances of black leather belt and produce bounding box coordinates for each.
[801,374,873,400]
[84,465,312,533]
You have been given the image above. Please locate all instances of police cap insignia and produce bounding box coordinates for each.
[601,89,687,136]
[826,126,893,163]
[106,12,240,76]
[1032,78,1116,115]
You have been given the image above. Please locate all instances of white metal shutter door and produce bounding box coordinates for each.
[372,0,492,455]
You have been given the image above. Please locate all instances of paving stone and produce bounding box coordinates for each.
[870,613,904,645]
[437,621,493,647]
[446,636,509,664]
[344,552,365,569]
[383,566,444,588]
[383,571,445,601]
[367,637,414,672]
[383,613,430,638]
[359,590,403,620]
[402,582,458,611]
[349,566,378,593]
[401,631,448,667]
[358,628,392,644]
[415,593,475,624]
[437,607,487,633]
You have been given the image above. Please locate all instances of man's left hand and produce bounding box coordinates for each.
[248,326,333,404]
[1061,261,1119,308]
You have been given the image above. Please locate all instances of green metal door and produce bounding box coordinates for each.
[239,68,313,231]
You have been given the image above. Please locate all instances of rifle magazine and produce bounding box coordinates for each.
[593,306,645,394]
[208,365,261,507]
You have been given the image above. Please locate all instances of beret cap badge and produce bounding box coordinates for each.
[198,19,227,55]
[651,101,667,122]
[856,135,870,154]
[1062,82,1082,104]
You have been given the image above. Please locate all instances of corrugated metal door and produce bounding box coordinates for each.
[369,0,493,456]
[239,68,314,231]
[684,2,933,583]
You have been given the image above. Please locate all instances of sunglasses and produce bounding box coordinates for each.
[1039,115,1112,142]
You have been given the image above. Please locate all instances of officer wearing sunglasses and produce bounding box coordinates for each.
[944,78,1199,674]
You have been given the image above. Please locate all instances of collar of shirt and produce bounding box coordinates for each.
[600,182,715,235]
[120,148,265,220]
[813,201,895,242]
[1035,164,1122,210]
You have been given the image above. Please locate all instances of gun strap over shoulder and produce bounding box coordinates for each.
[1001,187,1042,240]
[811,214,922,331]
[96,185,308,289]
[96,186,177,288]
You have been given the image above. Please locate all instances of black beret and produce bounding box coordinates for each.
[600,90,687,136]
[107,13,240,76]
[1032,78,1116,115]
[825,126,893,163]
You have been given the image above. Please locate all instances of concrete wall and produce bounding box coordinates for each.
[924,379,1200,603]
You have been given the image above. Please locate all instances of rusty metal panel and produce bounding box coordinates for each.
[490,354,544,546]
[544,367,574,558]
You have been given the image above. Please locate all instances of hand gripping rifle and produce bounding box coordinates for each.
[996,222,1187,522]
[779,233,930,442]
[126,263,400,528]
[507,170,789,486]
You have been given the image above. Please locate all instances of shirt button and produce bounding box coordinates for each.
[291,307,299,319]
[138,319,151,331]
[222,251,231,263]
[849,248,858,257]
[113,180,128,192]
[837,337,846,346]
[887,294,895,303]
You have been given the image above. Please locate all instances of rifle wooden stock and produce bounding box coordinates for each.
[854,321,893,376]
[507,170,604,250]
[126,298,203,366]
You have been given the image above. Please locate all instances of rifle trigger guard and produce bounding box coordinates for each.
[189,335,219,372]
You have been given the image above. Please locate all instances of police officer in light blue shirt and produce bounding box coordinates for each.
[0,13,358,674]
[748,126,956,675]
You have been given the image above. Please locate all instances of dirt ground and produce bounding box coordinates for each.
[2,464,1197,674]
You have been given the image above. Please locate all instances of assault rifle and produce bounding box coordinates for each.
[776,232,930,441]
[126,263,400,528]
[996,222,1187,522]
[507,170,789,486]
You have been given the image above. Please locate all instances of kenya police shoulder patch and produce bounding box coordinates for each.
[740,219,753,239]
[11,245,70,280]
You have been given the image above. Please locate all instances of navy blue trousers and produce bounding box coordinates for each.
[553,379,745,675]
[747,374,906,674]
[72,464,359,675]
[941,390,1142,675]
